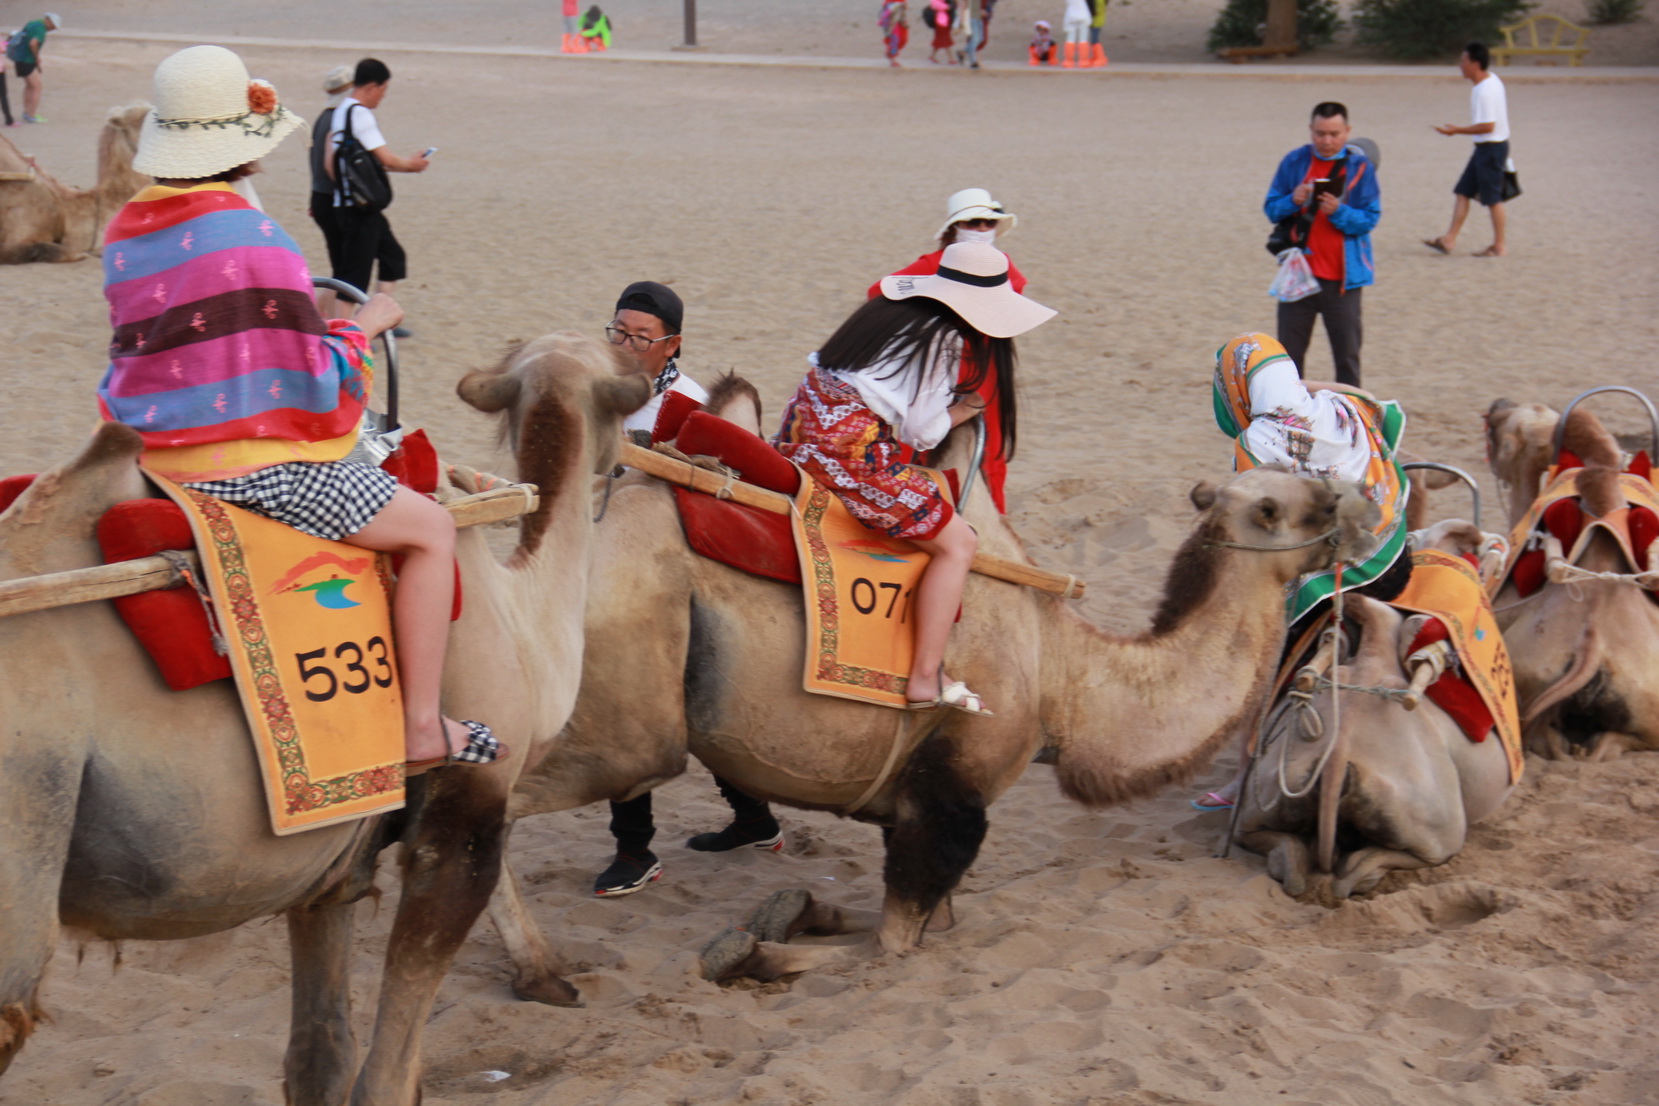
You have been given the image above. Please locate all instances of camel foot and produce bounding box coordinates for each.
[511,972,584,1008]
[699,927,762,983]
[747,889,813,943]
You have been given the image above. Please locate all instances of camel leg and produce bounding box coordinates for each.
[283,902,359,1106]
[1332,846,1446,898]
[1237,829,1313,897]
[351,777,509,1105]
[1585,731,1641,762]
[488,856,583,1007]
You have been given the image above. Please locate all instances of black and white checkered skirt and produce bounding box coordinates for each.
[186,460,398,540]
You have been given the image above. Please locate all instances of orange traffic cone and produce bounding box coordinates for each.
[1090,42,1108,67]
[1061,41,1076,68]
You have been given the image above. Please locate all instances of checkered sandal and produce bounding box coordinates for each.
[406,720,506,772]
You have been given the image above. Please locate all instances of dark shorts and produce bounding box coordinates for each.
[310,191,343,275]
[1454,140,1509,207]
[13,60,37,79]
[332,206,407,295]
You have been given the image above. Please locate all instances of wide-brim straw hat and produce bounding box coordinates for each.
[879,241,1056,340]
[935,187,1017,241]
[132,45,305,179]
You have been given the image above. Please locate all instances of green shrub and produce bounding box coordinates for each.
[1586,0,1644,24]
[1207,0,1344,52]
[1352,0,1533,59]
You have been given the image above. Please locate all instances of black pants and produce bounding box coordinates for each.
[0,73,11,127]
[607,775,773,854]
[1277,277,1363,387]
[331,205,406,295]
[309,191,343,277]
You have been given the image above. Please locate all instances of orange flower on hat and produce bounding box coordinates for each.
[247,80,277,115]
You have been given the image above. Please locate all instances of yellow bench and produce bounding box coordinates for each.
[1491,13,1591,67]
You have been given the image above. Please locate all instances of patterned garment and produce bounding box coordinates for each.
[99,182,373,481]
[186,460,397,540]
[774,366,952,541]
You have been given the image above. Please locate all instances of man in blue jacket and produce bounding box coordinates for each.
[1264,102,1380,387]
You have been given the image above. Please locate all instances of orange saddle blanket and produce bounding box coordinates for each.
[1496,450,1658,603]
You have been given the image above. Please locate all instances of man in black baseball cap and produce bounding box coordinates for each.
[605,281,704,443]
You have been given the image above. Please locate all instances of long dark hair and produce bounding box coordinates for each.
[816,295,1019,458]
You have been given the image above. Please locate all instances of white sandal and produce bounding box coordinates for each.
[907,680,994,717]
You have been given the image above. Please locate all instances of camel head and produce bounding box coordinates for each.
[457,332,650,557]
[1484,398,1557,523]
[1411,518,1484,559]
[98,104,152,205]
[701,371,763,436]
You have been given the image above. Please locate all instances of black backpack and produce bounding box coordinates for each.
[334,103,392,212]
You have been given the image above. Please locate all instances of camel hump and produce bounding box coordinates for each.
[2,423,146,531]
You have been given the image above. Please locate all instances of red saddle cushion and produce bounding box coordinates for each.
[0,473,37,514]
[673,486,800,585]
[676,411,801,494]
[1406,617,1496,745]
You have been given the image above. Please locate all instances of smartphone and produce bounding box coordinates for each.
[1311,177,1338,203]
[421,147,438,158]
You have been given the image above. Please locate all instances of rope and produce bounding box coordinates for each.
[593,472,615,523]
[158,549,228,656]
[1204,527,1340,553]
[1545,558,1659,589]
[844,709,918,815]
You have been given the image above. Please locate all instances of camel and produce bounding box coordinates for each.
[1230,520,1517,899]
[1485,397,1659,759]
[0,334,646,1103]
[479,394,1380,989]
[0,104,148,264]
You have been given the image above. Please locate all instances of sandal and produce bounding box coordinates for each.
[1189,791,1235,812]
[405,719,508,772]
[907,680,995,717]
[1421,238,1450,255]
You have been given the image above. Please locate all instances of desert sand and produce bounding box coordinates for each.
[2,3,1658,1104]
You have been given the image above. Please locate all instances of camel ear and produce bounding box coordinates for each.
[1189,481,1217,511]
[457,369,521,414]
[598,374,651,418]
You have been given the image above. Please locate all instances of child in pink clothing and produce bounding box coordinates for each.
[880,0,910,67]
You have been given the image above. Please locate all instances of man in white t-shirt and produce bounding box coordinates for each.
[1423,41,1511,258]
[593,281,786,898]
[326,58,430,319]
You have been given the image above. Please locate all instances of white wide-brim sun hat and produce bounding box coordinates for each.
[132,45,305,180]
[935,187,1017,241]
[879,241,1056,340]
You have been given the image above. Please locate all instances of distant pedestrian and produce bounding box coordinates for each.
[1423,41,1510,258]
[880,0,909,67]
[928,0,956,64]
[0,39,13,127]
[1086,0,1109,68]
[957,0,982,68]
[1263,101,1380,388]
[5,13,58,125]
[561,0,585,53]
[1061,0,1090,67]
[1029,20,1056,65]
[309,65,355,315]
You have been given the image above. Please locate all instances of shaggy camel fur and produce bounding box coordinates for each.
[1233,523,1516,899]
[1485,399,1659,760]
[0,104,148,264]
[482,403,1380,990]
[0,335,645,1103]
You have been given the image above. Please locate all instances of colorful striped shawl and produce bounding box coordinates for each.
[99,183,372,480]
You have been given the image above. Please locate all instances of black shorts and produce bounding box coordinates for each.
[331,206,407,295]
[13,60,37,79]
[1454,140,1509,207]
[310,191,343,275]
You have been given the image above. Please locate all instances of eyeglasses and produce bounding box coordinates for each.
[605,326,678,353]
[955,218,1000,230]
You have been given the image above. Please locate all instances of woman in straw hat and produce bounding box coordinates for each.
[774,240,1056,715]
[98,45,502,772]
[869,187,1025,514]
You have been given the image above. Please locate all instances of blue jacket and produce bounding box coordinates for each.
[1264,143,1380,291]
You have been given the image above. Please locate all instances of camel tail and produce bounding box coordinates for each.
[1522,626,1600,726]
[1315,731,1348,876]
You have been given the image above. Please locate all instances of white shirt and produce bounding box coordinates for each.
[818,334,960,452]
[327,96,387,206]
[623,371,708,436]
[1470,72,1509,144]
[1239,360,1376,484]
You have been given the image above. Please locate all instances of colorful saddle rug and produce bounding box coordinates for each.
[153,475,407,835]
[1388,548,1523,784]
[1490,453,1659,603]
[793,474,947,709]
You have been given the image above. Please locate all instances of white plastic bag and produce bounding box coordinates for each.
[1269,248,1320,303]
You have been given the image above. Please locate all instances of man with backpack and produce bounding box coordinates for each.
[5,13,60,125]
[326,58,430,324]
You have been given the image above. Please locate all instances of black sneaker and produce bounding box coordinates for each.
[686,821,784,853]
[593,851,662,896]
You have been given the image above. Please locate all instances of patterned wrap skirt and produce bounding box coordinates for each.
[185,459,398,540]
[773,367,953,541]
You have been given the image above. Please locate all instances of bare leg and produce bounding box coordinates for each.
[22,72,41,119]
[1438,194,1472,252]
[375,279,399,298]
[339,485,463,763]
[903,513,978,703]
[1482,202,1507,256]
